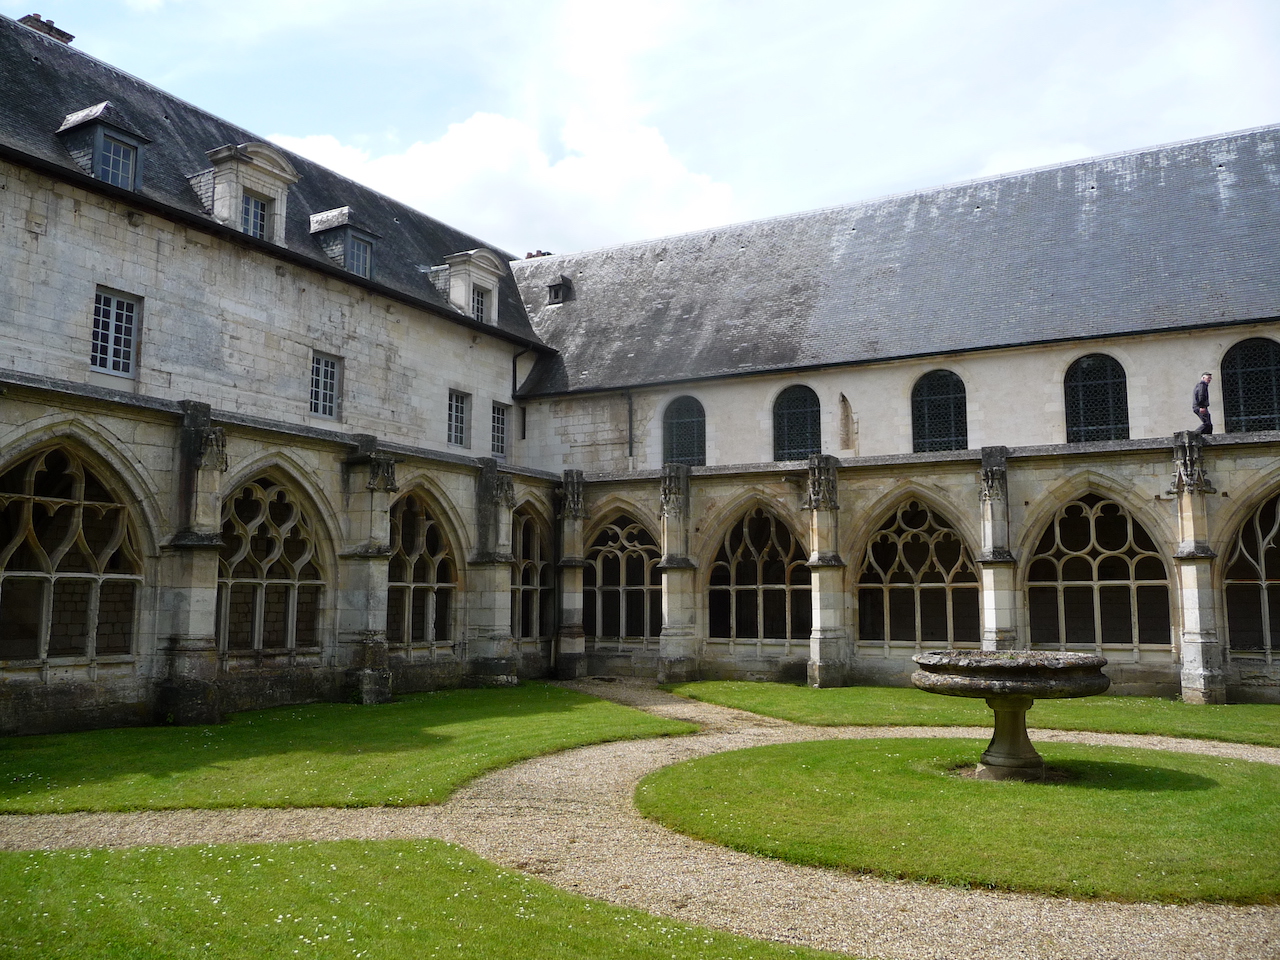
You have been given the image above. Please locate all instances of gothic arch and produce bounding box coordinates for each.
[221,452,342,558]
[582,511,662,642]
[694,491,809,572]
[581,497,661,549]
[391,468,474,560]
[0,441,152,661]
[0,420,162,555]
[511,504,555,644]
[706,506,812,642]
[843,482,979,564]
[853,497,981,650]
[1016,471,1176,565]
[385,486,463,655]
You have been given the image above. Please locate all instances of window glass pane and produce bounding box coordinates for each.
[858,588,884,641]
[952,587,980,642]
[1062,586,1096,645]
[888,587,915,642]
[1136,585,1171,645]
[709,589,731,638]
[919,587,949,642]
[663,396,706,466]
[735,590,758,639]
[1222,338,1280,433]
[1064,354,1129,442]
[1028,586,1060,646]
[773,386,821,460]
[1098,585,1133,645]
[911,371,968,452]
[790,589,812,639]
[1226,583,1264,650]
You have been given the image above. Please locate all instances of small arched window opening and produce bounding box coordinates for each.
[511,508,554,647]
[773,385,821,461]
[1223,490,1280,662]
[709,508,811,644]
[911,370,968,453]
[662,396,706,466]
[386,493,457,659]
[217,477,325,655]
[1027,494,1170,651]
[0,447,143,660]
[1064,354,1129,443]
[584,515,662,646]
[1221,337,1280,433]
[856,500,979,650]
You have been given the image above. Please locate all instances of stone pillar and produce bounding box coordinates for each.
[1170,431,1225,704]
[658,464,698,682]
[804,455,848,687]
[977,446,1020,651]
[555,470,588,679]
[338,435,397,704]
[158,401,228,724]
[468,459,518,683]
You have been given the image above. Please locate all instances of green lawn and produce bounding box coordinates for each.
[666,681,1280,746]
[0,839,844,960]
[0,684,694,813]
[636,737,1280,903]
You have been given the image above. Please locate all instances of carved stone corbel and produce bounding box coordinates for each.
[560,469,586,520]
[1169,430,1215,495]
[802,454,840,511]
[661,463,690,520]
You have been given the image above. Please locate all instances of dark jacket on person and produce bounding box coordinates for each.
[1193,380,1210,411]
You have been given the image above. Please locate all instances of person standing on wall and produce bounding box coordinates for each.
[1193,372,1213,434]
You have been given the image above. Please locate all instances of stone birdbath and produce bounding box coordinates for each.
[911,651,1110,781]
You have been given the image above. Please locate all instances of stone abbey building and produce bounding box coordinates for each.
[3,13,1280,733]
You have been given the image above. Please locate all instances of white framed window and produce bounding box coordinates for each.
[310,352,341,418]
[349,236,372,279]
[471,286,489,324]
[447,390,469,447]
[91,289,138,377]
[491,403,509,459]
[98,135,136,189]
[241,192,269,239]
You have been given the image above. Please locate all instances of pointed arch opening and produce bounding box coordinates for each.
[856,500,979,651]
[1222,337,1280,433]
[708,508,811,655]
[0,446,144,661]
[386,492,458,660]
[1064,354,1129,442]
[1026,494,1170,652]
[1223,489,1280,662]
[217,476,327,658]
[584,515,662,652]
[511,507,554,653]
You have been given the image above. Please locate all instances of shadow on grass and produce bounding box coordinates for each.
[1047,758,1218,793]
[0,684,600,800]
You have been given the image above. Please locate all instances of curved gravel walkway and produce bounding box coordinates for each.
[2,679,1279,960]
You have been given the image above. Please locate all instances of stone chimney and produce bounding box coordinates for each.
[19,14,74,44]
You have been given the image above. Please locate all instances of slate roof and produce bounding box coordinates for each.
[514,125,1280,396]
[0,16,544,347]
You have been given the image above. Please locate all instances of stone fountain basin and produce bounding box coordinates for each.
[911,651,1110,700]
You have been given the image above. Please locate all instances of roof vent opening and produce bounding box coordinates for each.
[19,14,74,43]
[547,275,574,305]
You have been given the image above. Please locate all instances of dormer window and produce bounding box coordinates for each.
[57,102,150,192]
[309,207,378,279]
[242,192,269,240]
[471,286,489,324]
[547,275,574,305]
[442,248,506,325]
[190,142,299,248]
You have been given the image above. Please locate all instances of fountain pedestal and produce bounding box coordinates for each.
[911,652,1110,782]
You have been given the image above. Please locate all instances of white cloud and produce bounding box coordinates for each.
[272,110,737,255]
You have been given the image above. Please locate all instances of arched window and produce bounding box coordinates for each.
[857,500,979,649]
[511,508,554,645]
[1223,490,1280,661]
[1221,337,1280,433]
[911,370,968,453]
[386,494,457,657]
[218,477,325,654]
[1064,354,1129,443]
[773,385,821,461]
[0,448,143,660]
[1027,494,1170,650]
[584,515,662,643]
[662,396,706,466]
[709,508,811,642]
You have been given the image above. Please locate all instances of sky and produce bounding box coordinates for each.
[8,0,1280,256]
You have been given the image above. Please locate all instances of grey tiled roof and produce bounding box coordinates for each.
[514,125,1280,396]
[0,16,543,346]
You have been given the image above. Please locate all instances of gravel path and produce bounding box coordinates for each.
[2,679,1278,960]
